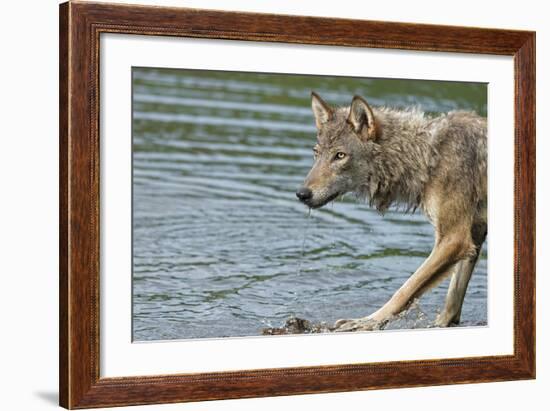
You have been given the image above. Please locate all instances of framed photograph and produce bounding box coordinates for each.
[59,1,535,408]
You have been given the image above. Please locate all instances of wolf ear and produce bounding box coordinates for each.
[311,91,333,129]
[348,95,376,141]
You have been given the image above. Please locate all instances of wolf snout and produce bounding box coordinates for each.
[296,187,313,202]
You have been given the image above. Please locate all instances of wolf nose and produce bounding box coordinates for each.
[296,187,312,201]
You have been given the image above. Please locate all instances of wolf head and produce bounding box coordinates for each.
[296,92,378,209]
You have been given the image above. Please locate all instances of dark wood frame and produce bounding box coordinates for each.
[59,1,536,409]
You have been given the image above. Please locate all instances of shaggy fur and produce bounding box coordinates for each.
[297,92,487,331]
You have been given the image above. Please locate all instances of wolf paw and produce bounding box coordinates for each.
[433,313,459,328]
[333,317,384,332]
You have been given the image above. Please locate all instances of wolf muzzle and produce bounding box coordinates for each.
[296,187,313,202]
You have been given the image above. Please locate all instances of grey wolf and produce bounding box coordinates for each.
[296,92,487,331]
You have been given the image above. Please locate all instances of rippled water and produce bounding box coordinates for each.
[132,67,487,341]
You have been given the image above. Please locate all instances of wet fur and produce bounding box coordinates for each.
[300,92,487,330]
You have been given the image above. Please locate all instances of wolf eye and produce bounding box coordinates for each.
[335,152,346,160]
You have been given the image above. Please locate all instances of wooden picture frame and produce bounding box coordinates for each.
[59,1,535,408]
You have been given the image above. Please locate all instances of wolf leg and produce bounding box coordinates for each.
[335,231,471,331]
[434,257,477,326]
[435,222,486,326]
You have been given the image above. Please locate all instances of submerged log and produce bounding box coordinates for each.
[261,300,438,335]
[261,316,333,335]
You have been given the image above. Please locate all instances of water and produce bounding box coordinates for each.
[132,67,488,341]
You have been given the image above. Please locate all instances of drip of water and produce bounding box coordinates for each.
[296,208,312,276]
[330,201,337,250]
[288,208,313,317]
